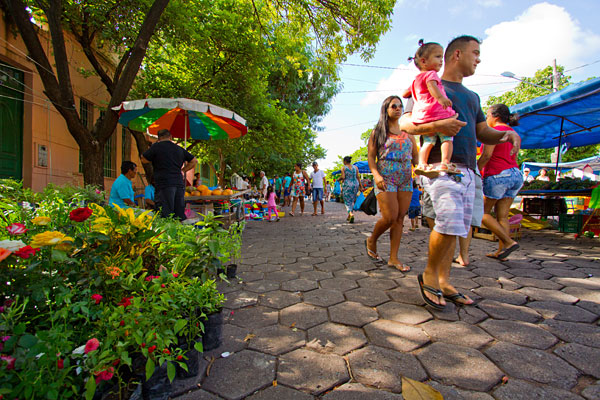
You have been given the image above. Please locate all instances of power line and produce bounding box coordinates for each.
[318,120,377,135]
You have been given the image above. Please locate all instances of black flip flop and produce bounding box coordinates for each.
[417,274,445,310]
[496,243,520,260]
[365,239,384,263]
[443,292,474,306]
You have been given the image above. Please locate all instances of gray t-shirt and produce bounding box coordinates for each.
[310,170,326,189]
[406,80,485,172]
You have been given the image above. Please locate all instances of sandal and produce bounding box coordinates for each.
[414,164,440,179]
[388,262,410,272]
[417,274,444,310]
[496,243,520,260]
[443,291,474,306]
[364,239,384,263]
[288,212,295,217]
[349,215,355,223]
[439,163,462,175]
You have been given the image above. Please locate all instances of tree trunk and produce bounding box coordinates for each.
[129,128,153,183]
[80,142,105,189]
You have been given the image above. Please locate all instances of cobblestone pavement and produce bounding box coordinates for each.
[174,201,600,400]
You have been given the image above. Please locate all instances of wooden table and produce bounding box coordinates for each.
[185,189,250,226]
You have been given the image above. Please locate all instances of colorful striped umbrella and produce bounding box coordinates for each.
[112,98,248,142]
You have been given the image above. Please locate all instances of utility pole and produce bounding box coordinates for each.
[551,59,561,166]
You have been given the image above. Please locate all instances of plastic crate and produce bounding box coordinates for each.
[523,198,545,215]
[559,214,583,233]
[544,198,567,216]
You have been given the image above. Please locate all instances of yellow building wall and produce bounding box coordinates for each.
[0,12,145,194]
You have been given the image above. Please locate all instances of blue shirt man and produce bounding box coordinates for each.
[109,161,137,209]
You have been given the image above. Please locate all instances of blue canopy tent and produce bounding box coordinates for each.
[510,77,600,173]
[332,160,371,175]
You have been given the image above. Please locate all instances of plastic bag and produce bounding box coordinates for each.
[354,192,365,211]
[359,189,377,216]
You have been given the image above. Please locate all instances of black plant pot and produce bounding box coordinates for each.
[202,309,223,351]
[175,339,201,379]
[226,264,237,279]
[142,362,172,400]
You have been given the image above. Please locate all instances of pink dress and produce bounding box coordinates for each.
[267,192,278,220]
[410,70,456,124]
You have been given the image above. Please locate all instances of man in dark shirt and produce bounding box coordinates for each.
[401,35,520,309]
[141,129,198,220]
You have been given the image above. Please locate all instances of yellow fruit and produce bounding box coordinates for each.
[211,189,222,196]
[186,186,195,193]
[201,188,212,196]
[197,185,208,192]
[191,191,201,196]
[222,189,233,196]
[184,192,191,197]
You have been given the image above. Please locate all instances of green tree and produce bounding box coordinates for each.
[486,65,600,164]
[1,0,172,188]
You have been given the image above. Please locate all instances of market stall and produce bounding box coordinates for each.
[185,189,250,227]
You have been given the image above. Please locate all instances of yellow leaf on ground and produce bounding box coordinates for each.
[401,377,444,400]
[243,334,256,342]
[273,380,277,387]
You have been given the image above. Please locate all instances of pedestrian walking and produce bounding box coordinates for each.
[310,161,326,215]
[340,156,363,223]
[283,172,292,207]
[289,163,311,216]
[259,171,269,199]
[366,96,418,271]
[266,185,280,222]
[408,180,421,231]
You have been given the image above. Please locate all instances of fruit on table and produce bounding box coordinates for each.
[211,189,222,196]
[222,189,233,196]
[197,185,209,192]
[186,186,195,193]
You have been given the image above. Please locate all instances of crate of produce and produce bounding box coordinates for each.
[559,214,583,233]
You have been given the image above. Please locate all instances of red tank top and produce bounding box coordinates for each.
[481,125,519,178]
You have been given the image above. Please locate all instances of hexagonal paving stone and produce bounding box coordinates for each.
[369,269,405,281]
[247,325,306,355]
[224,291,259,309]
[280,303,328,330]
[238,271,264,282]
[477,299,541,323]
[344,287,390,307]
[278,348,349,395]
[427,381,495,400]
[528,301,597,323]
[562,286,600,303]
[281,279,319,292]
[357,277,397,291]
[485,341,579,389]
[541,267,588,278]
[553,276,600,290]
[421,320,493,349]
[303,288,345,307]
[228,306,279,329]
[246,385,313,400]
[285,262,315,273]
[542,319,600,348]
[377,302,432,325]
[266,271,299,282]
[479,319,558,349]
[508,268,552,280]
[386,285,425,306]
[492,378,586,400]
[244,280,281,293]
[512,276,564,290]
[329,301,378,327]
[518,287,579,303]
[363,319,429,352]
[416,342,504,392]
[471,268,513,279]
[203,324,250,358]
[252,264,283,273]
[320,382,403,399]
[299,270,333,281]
[201,350,276,400]
[472,287,527,305]
[458,306,488,325]
[582,383,600,400]
[554,342,600,378]
[307,322,367,355]
[333,269,369,280]
[316,261,346,272]
[174,389,222,400]
[258,290,302,309]
[320,278,359,292]
[348,346,427,392]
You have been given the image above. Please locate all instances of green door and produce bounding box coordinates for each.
[0,63,24,180]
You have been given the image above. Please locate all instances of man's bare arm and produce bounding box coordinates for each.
[476,122,521,155]
[182,157,198,173]
[400,112,465,136]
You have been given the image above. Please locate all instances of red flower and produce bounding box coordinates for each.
[176,355,183,360]
[161,284,166,288]
[94,367,114,384]
[91,294,103,305]
[57,358,64,369]
[69,207,93,222]
[84,338,100,354]
[1,355,15,370]
[141,343,146,348]
[112,359,120,366]
[147,345,156,354]
[6,223,28,235]
[13,246,40,259]
[119,320,125,326]
[172,273,179,278]
[163,349,170,355]
[118,296,133,308]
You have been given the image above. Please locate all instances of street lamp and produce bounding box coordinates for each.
[500,71,552,92]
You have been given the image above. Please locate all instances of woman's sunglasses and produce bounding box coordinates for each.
[390,104,403,110]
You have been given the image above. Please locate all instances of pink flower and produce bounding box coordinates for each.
[172,273,179,278]
[1,336,10,342]
[84,338,100,354]
[6,223,28,235]
[1,355,15,370]
[13,246,40,259]
[91,294,103,305]
[145,275,159,281]
[94,367,114,384]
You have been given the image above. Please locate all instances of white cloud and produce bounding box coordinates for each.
[477,0,502,7]
[360,64,418,106]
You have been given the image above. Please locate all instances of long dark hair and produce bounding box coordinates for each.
[488,103,519,126]
[371,95,402,152]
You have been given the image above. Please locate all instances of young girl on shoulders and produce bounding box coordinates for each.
[406,39,459,177]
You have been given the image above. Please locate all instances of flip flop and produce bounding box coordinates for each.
[388,262,410,272]
[349,215,355,223]
[452,258,469,266]
[288,212,294,217]
[496,243,519,260]
[443,292,474,306]
[417,274,445,310]
[365,239,384,263]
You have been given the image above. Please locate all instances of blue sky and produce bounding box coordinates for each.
[317,0,600,169]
